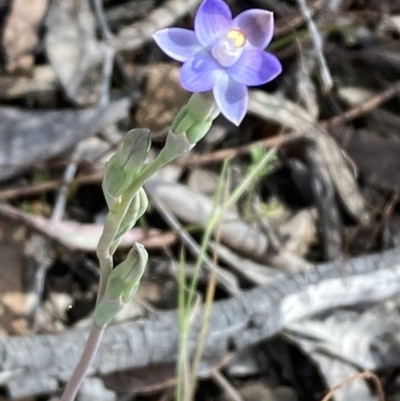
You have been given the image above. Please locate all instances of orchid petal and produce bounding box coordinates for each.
[153,28,202,62]
[195,0,232,47]
[213,74,248,125]
[227,49,282,86]
[180,52,223,92]
[233,9,274,49]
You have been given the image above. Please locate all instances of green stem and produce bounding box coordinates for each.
[60,323,106,401]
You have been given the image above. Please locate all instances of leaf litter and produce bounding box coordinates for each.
[0,0,400,400]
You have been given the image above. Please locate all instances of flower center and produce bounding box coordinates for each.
[211,29,246,67]
[226,29,246,47]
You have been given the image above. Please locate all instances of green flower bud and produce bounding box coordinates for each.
[170,92,220,144]
[118,128,151,174]
[102,129,151,211]
[110,188,148,253]
[186,120,213,144]
[187,92,220,122]
[93,243,148,326]
[171,105,195,135]
[102,159,129,211]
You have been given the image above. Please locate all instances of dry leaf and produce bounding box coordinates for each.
[3,0,48,73]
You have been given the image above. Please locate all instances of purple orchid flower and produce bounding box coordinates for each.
[153,0,282,125]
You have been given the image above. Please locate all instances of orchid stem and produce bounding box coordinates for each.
[61,93,215,400]
[60,323,106,401]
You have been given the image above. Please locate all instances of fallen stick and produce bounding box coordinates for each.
[2,247,400,398]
